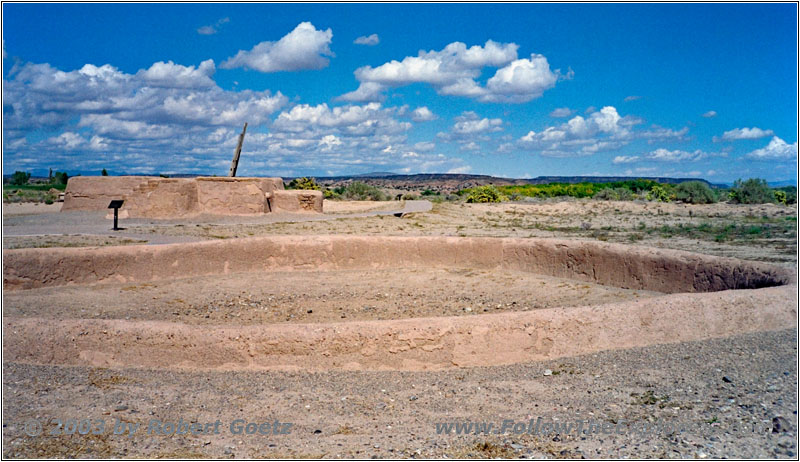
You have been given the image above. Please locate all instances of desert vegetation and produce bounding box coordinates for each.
[3,170,68,204]
[286,176,321,190]
[323,181,391,201]
[464,185,506,203]
[457,178,795,205]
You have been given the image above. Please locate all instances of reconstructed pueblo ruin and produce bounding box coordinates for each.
[61,175,323,217]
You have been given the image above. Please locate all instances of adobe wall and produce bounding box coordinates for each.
[123,178,199,217]
[60,176,319,217]
[4,235,793,293]
[272,190,324,213]
[62,176,157,211]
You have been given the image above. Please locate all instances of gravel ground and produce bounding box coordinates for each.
[2,329,796,459]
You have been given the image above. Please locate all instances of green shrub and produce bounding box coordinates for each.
[593,187,634,201]
[494,180,661,200]
[465,185,505,203]
[674,181,717,204]
[728,178,775,204]
[10,171,31,186]
[101,168,109,176]
[774,190,787,205]
[646,184,673,202]
[338,181,389,201]
[593,188,616,200]
[287,176,320,190]
[499,182,598,199]
[323,189,339,199]
[782,187,797,205]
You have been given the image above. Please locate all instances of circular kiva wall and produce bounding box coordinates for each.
[3,236,796,371]
[3,236,792,292]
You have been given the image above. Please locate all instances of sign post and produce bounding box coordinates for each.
[108,200,124,231]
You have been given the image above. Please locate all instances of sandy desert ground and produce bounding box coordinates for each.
[2,198,797,458]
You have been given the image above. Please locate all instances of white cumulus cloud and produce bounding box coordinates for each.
[744,136,798,160]
[518,106,635,157]
[2,57,288,174]
[549,107,573,118]
[451,112,502,135]
[411,106,437,122]
[612,155,639,164]
[714,127,774,142]
[48,131,86,149]
[340,40,565,103]
[354,34,379,46]
[138,60,216,88]
[646,148,710,162]
[221,22,333,72]
[640,125,689,144]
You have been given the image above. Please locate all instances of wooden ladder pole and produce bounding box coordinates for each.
[228,122,248,177]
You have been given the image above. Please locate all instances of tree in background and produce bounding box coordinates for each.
[10,171,31,186]
[728,178,774,204]
[101,168,109,176]
[674,181,717,204]
[51,171,69,186]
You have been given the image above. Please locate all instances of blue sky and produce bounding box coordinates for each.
[3,3,797,183]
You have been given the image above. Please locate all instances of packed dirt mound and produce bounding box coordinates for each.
[3,285,795,371]
[3,236,792,292]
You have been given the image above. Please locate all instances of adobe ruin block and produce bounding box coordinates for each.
[62,176,323,217]
[61,176,154,211]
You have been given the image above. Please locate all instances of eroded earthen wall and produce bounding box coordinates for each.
[3,236,793,292]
